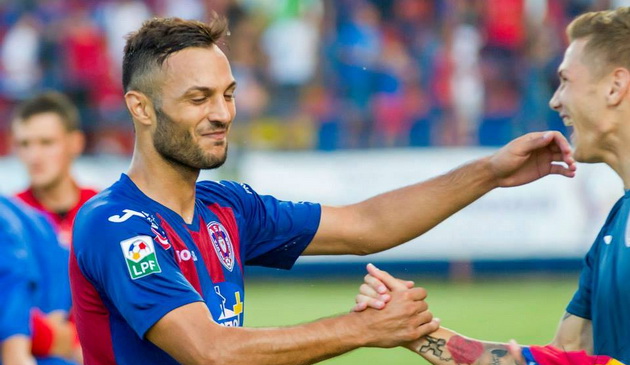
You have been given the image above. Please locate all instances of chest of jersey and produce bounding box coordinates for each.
[155,202,245,327]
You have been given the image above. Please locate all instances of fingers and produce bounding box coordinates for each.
[354,294,385,311]
[549,163,577,177]
[417,318,441,337]
[367,263,408,292]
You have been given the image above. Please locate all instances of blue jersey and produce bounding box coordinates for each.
[0,196,39,342]
[70,174,321,365]
[567,190,630,363]
[0,196,74,365]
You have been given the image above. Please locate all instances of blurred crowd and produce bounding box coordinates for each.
[0,0,627,155]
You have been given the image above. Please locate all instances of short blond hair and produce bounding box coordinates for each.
[567,7,630,76]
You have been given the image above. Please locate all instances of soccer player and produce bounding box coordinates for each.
[69,17,576,365]
[0,196,80,365]
[356,7,630,365]
[12,91,98,248]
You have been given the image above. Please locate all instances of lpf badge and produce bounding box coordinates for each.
[207,221,235,271]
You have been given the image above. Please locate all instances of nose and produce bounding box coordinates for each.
[209,95,233,125]
[549,89,561,111]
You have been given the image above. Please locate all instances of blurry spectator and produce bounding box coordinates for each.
[1,13,41,99]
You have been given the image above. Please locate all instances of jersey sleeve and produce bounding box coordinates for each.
[0,230,36,341]
[206,181,321,269]
[565,238,597,319]
[73,205,203,338]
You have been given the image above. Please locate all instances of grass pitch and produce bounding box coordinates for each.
[244,274,578,365]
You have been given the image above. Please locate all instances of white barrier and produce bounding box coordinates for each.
[0,148,621,262]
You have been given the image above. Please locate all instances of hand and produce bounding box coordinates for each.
[353,263,414,312]
[488,131,576,187]
[352,264,440,348]
[47,311,81,363]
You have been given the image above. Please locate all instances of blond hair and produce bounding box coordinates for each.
[567,7,630,76]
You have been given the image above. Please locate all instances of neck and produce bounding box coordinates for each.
[32,175,80,213]
[603,124,630,190]
[128,145,200,224]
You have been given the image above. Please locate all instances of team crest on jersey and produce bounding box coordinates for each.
[120,235,162,280]
[207,221,235,271]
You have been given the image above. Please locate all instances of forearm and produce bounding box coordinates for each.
[410,328,520,365]
[215,314,368,365]
[330,157,497,255]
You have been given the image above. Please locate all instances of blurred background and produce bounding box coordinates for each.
[0,1,626,363]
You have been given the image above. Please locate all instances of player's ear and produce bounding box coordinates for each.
[606,67,630,106]
[68,130,85,157]
[124,91,156,127]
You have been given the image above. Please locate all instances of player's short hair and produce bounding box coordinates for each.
[567,7,630,77]
[122,16,229,106]
[12,91,80,132]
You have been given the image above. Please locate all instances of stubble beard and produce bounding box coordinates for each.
[153,107,228,171]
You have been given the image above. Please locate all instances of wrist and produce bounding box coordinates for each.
[470,156,500,191]
[336,311,372,348]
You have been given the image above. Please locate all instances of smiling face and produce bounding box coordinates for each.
[151,45,237,170]
[549,38,615,163]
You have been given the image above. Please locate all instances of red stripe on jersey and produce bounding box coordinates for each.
[206,204,242,270]
[69,249,116,365]
[157,215,203,295]
[190,217,225,283]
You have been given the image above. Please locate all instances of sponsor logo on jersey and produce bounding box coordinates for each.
[109,209,172,250]
[108,209,145,223]
[604,235,613,245]
[213,285,243,327]
[207,221,235,271]
[120,235,162,279]
[176,249,198,262]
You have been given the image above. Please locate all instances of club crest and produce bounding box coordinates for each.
[207,221,235,271]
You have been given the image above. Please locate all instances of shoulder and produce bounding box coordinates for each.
[196,180,258,206]
[74,186,153,252]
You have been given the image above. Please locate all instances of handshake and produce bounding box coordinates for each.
[349,264,625,365]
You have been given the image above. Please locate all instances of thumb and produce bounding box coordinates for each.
[367,263,408,292]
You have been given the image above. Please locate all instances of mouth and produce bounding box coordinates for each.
[559,114,571,126]
[200,130,227,140]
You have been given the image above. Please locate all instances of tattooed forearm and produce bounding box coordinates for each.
[420,336,453,362]
[446,335,484,365]
[490,349,508,365]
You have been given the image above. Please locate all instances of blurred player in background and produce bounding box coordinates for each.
[12,91,98,247]
[11,92,91,364]
[0,196,81,365]
[70,17,576,365]
[357,6,630,365]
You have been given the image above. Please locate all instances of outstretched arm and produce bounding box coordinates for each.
[305,131,576,255]
[408,327,522,365]
[146,285,439,365]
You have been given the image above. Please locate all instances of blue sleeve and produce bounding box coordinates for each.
[0,228,36,341]
[566,239,596,319]
[26,212,71,313]
[74,205,203,338]
[0,271,34,341]
[210,182,321,269]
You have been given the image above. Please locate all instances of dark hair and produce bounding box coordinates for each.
[12,91,80,131]
[122,16,228,103]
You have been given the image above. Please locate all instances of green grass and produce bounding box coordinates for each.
[244,275,578,365]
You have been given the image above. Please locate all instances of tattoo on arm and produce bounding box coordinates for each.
[420,336,453,362]
[490,349,508,365]
[446,335,484,365]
